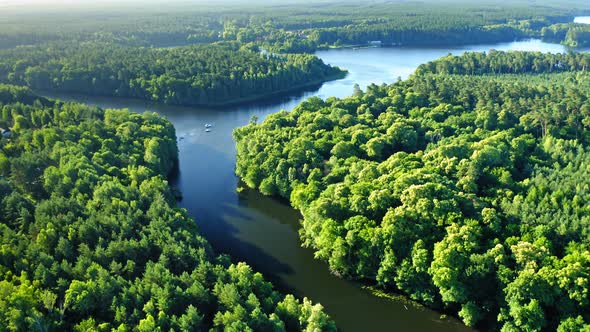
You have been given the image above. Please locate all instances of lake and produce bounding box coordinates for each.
[46,38,582,331]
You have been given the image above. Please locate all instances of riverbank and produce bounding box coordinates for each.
[34,70,347,109]
[234,47,590,331]
[199,70,348,107]
[317,35,586,52]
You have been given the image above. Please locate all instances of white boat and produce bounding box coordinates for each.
[205,123,212,128]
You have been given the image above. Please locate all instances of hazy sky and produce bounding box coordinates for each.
[0,0,100,5]
[0,0,305,9]
[0,0,116,8]
[0,0,296,5]
[0,0,249,11]
[0,0,164,5]
[1,0,338,7]
[0,0,347,12]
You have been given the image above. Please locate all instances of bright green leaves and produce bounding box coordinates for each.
[143,137,175,176]
[0,86,334,331]
[0,42,344,107]
[235,52,590,329]
[431,221,481,305]
[0,278,46,332]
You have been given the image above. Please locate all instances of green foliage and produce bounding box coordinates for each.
[0,42,344,106]
[235,52,590,330]
[543,23,590,47]
[0,84,334,331]
[0,1,587,51]
[416,51,590,75]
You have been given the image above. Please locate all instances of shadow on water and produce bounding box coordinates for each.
[235,188,303,233]
[228,188,472,332]
[208,81,327,110]
[167,136,471,331]
[39,80,326,114]
[171,142,295,277]
[187,197,297,278]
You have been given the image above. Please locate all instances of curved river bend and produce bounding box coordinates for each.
[48,39,584,331]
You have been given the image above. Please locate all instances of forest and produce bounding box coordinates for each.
[542,23,590,47]
[1,1,590,331]
[0,42,344,107]
[0,84,336,331]
[234,51,590,330]
[0,1,586,108]
[1,1,589,51]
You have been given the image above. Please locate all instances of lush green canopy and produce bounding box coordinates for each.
[542,23,590,47]
[235,51,590,330]
[0,1,588,51]
[0,42,344,107]
[0,84,335,331]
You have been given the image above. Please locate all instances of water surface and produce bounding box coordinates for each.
[47,38,578,331]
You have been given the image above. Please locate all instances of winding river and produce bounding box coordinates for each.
[47,38,587,331]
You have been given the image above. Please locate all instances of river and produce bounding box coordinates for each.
[46,38,585,331]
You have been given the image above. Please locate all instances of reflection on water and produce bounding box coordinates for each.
[574,16,590,24]
[44,38,581,331]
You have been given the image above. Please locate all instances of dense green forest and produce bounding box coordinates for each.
[234,51,590,330]
[415,51,590,74]
[542,23,590,47]
[0,84,336,331]
[1,1,589,51]
[0,42,344,107]
[1,1,590,331]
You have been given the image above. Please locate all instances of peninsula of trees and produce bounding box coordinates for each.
[234,51,590,331]
[0,42,345,107]
[0,84,336,331]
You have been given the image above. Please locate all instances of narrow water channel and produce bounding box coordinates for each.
[46,38,584,331]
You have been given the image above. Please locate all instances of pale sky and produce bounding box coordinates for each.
[0,0,333,6]
[0,0,303,9]
[0,0,159,5]
[0,0,224,11]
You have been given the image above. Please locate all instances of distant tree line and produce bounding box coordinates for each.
[0,1,588,51]
[415,50,590,75]
[542,23,590,47]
